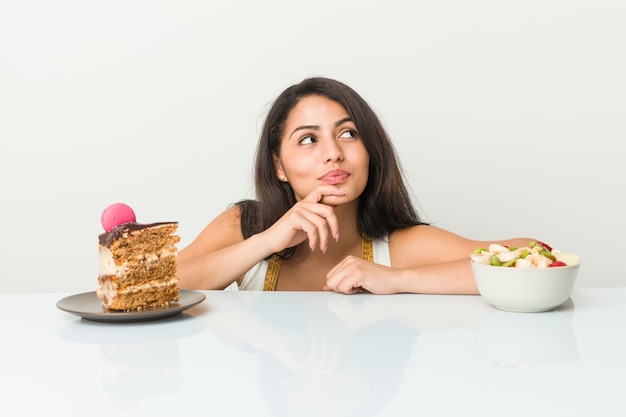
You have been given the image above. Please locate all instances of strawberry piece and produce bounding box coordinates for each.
[549,261,567,267]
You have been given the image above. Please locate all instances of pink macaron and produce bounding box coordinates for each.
[101,203,136,232]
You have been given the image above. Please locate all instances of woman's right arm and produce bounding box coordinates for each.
[177,206,276,290]
[179,185,345,289]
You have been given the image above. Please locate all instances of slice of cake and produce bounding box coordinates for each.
[97,203,180,311]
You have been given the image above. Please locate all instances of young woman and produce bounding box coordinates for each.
[178,77,535,294]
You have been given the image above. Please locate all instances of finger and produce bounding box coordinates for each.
[335,277,362,294]
[304,185,348,204]
[295,202,338,250]
[326,259,351,291]
[293,207,334,252]
[335,272,362,294]
[323,207,340,243]
[310,202,340,243]
[326,257,369,294]
[292,211,321,251]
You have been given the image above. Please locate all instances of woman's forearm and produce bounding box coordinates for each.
[399,258,479,295]
[177,233,274,290]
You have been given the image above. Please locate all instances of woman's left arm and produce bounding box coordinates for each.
[325,225,537,295]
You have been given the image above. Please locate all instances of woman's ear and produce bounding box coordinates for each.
[273,154,287,182]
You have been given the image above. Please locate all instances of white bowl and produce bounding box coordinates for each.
[471,252,580,313]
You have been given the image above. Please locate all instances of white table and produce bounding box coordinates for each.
[1,288,625,417]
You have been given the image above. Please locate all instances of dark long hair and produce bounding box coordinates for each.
[237,77,427,257]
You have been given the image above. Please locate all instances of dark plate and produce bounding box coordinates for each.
[56,289,206,323]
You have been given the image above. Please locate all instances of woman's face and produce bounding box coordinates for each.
[274,95,370,204]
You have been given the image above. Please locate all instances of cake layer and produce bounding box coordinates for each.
[99,247,177,289]
[99,277,179,311]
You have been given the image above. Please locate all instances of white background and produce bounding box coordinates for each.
[1,0,624,293]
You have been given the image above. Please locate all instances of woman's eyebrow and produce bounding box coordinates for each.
[288,125,319,140]
[288,117,354,140]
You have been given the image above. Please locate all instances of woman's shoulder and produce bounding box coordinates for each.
[179,205,244,261]
[181,205,243,244]
[212,199,260,223]
[212,204,244,228]
[389,224,432,242]
[197,199,259,240]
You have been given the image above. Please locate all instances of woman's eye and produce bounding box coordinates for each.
[339,129,358,139]
[299,135,316,145]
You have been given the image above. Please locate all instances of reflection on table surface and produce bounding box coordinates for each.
[194,292,580,417]
[1,288,625,417]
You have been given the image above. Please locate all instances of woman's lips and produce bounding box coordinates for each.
[319,169,350,185]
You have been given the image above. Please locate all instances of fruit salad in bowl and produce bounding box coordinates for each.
[470,241,568,268]
[470,242,580,313]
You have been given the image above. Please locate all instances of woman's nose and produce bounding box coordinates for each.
[323,140,344,163]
